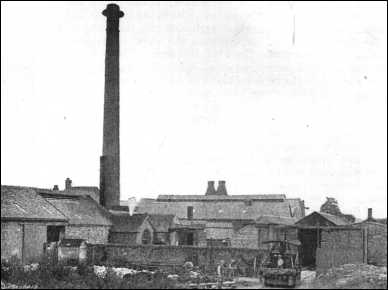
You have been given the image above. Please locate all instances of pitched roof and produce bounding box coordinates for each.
[110,213,149,233]
[256,215,298,226]
[148,214,176,232]
[1,186,68,222]
[318,212,350,225]
[136,197,303,220]
[295,211,350,227]
[63,186,100,203]
[41,193,112,226]
[157,194,286,201]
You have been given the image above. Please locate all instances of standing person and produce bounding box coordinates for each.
[230,259,238,281]
[277,255,284,268]
[216,260,225,288]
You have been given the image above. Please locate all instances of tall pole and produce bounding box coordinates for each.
[100,4,124,208]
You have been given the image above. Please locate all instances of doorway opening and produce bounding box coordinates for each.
[298,228,321,269]
[47,226,65,243]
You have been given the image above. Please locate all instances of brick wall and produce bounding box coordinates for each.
[109,232,137,244]
[88,243,267,275]
[232,225,258,248]
[316,228,364,271]
[1,222,23,261]
[23,223,47,263]
[65,225,110,244]
[154,232,169,244]
[136,199,302,220]
[362,222,387,266]
[1,221,48,263]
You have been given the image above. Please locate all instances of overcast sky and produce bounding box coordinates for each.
[2,1,387,218]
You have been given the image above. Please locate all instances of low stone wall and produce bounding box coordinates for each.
[88,243,267,275]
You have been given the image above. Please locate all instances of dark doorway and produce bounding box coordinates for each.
[187,232,194,245]
[47,226,65,243]
[298,228,321,268]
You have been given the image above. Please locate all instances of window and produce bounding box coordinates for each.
[141,229,151,245]
[187,232,194,245]
[244,199,252,206]
[187,206,194,220]
[47,226,65,243]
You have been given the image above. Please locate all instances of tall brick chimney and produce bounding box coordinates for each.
[216,180,228,195]
[100,4,124,208]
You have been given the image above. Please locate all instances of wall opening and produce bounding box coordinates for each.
[47,226,65,243]
[141,229,151,245]
[187,206,193,220]
[187,232,194,245]
[298,228,321,269]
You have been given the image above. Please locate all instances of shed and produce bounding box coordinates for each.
[295,211,352,268]
[1,186,68,263]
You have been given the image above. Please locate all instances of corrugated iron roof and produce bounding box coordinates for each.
[1,185,68,222]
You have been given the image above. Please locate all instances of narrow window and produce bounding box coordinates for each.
[141,229,151,245]
[187,206,194,220]
[245,199,252,206]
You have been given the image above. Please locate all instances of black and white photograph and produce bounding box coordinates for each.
[1,1,387,289]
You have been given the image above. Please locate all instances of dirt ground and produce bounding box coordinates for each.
[236,270,316,289]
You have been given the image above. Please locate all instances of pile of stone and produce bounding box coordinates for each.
[1,281,37,289]
[93,265,152,278]
[314,264,387,289]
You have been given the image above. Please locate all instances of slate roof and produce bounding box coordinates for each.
[110,213,149,233]
[136,196,304,220]
[41,192,112,226]
[1,186,68,222]
[256,215,298,226]
[157,194,286,201]
[148,214,176,232]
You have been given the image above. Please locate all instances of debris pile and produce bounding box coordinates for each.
[312,264,387,289]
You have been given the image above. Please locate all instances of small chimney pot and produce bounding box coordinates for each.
[368,208,373,220]
[216,180,228,195]
[65,178,72,190]
[205,181,216,195]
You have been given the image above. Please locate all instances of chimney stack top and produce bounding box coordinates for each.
[102,3,124,18]
[216,180,228,195]
[368,208,373,220]
[65,178,72,190]
[205,181,216,195]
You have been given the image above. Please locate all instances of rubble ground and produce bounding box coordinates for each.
[300,264,387,289]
